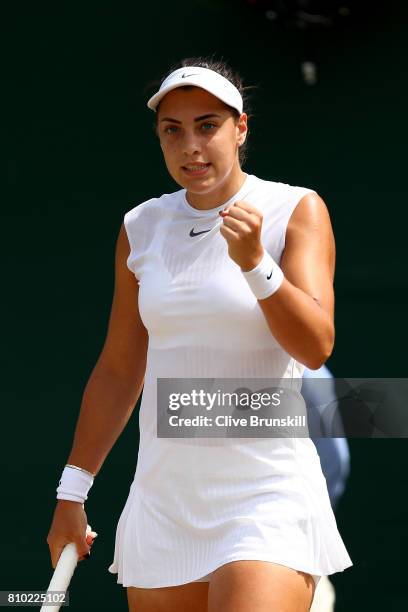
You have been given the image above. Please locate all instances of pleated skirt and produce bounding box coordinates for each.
[108,436,352,588]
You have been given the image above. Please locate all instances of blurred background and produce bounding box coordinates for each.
[2,0,407,609]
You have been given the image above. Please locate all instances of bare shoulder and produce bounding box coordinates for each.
[287,191,333,234]
[115,221,131,266]
[285,191,335,269]
[96,221,148,377]
[114,221,139,289]
[281,191,335,319]
[112,220,141,316]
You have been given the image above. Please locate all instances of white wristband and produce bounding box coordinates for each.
[56,465,94,504]
[241,249,284,300]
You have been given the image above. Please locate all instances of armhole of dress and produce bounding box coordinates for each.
[279,189,317,258]
[123,211,140,282]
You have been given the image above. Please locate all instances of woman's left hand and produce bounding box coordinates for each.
[219,200,265,271]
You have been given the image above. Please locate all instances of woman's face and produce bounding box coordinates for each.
[156,86,247,202]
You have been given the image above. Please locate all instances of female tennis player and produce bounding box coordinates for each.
[47,57,352,611]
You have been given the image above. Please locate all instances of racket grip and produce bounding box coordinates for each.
[40,525,92,611]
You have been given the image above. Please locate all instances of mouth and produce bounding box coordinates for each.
[181,163,211,176]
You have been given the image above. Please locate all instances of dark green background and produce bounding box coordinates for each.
[2,1,407,609]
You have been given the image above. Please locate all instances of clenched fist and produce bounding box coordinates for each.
[219,200,265,271]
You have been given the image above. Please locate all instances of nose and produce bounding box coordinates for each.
[182,129,201,157]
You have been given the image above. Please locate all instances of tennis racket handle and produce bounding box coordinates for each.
[40,543,77,611]
[41,525,92,612]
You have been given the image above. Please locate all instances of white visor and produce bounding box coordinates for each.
[147,66,243,114]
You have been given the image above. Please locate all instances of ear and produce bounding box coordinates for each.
[236,112,248,146]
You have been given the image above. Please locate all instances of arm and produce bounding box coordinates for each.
[47,221,148,567]
[66,221,148,476]
[219,192,335,370]
[257,192,335,370]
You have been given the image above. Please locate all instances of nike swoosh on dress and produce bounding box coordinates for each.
[189,228,211,237]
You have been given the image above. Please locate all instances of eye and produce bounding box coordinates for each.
[163,125,180,135]
[201,122,217,131]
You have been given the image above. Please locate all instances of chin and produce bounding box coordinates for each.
[176,174,217,193]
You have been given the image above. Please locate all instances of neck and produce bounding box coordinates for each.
[185,167,247,211]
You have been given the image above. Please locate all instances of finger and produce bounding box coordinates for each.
[220,203,250,218]
[232,200,263,217]
[86,532,98,544]
[220,206,253,223]
[219,224,239,241]
[221,215,252,235]
[74,536,91,561]
[220,207,260,231]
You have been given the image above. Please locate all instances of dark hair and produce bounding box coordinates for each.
[152,56,253,166]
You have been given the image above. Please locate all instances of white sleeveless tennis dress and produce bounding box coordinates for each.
[108,173,353,588]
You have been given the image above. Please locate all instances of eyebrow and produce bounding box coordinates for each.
[159,113,221,124]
